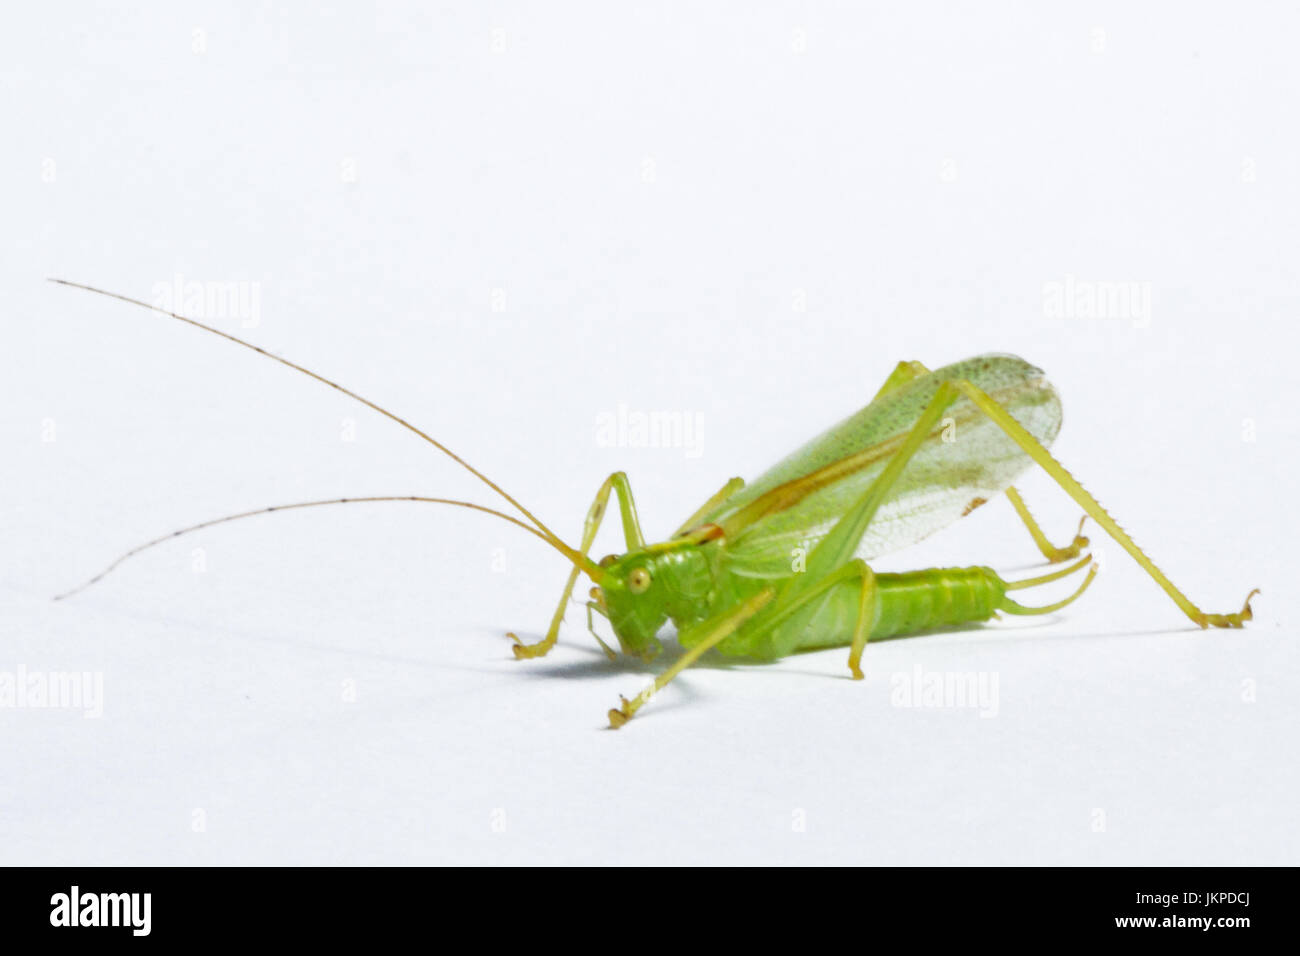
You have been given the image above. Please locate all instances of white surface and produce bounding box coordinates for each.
[2,3,1296,865]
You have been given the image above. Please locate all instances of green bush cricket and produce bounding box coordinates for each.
[51,280,1258,728]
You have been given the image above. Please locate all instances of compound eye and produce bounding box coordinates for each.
[628,567,652,594]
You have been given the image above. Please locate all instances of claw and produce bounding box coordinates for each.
[1200,588,1260,629]
[508,632,555,659]
[1045,516,1090,562]
[608,696,633,729]
[1072,515,1091,552]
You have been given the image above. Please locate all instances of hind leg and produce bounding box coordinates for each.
[874,360,1087,563]
[950,378,1256,628]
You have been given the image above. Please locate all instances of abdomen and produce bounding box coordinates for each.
[792,566,1006,651]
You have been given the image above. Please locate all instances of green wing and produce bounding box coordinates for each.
[693,355,1062,577]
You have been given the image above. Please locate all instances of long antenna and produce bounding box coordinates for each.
[48,279,568,552]
[54,495,600,602]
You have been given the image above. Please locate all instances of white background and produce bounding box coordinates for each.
[3,3,1296,865]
